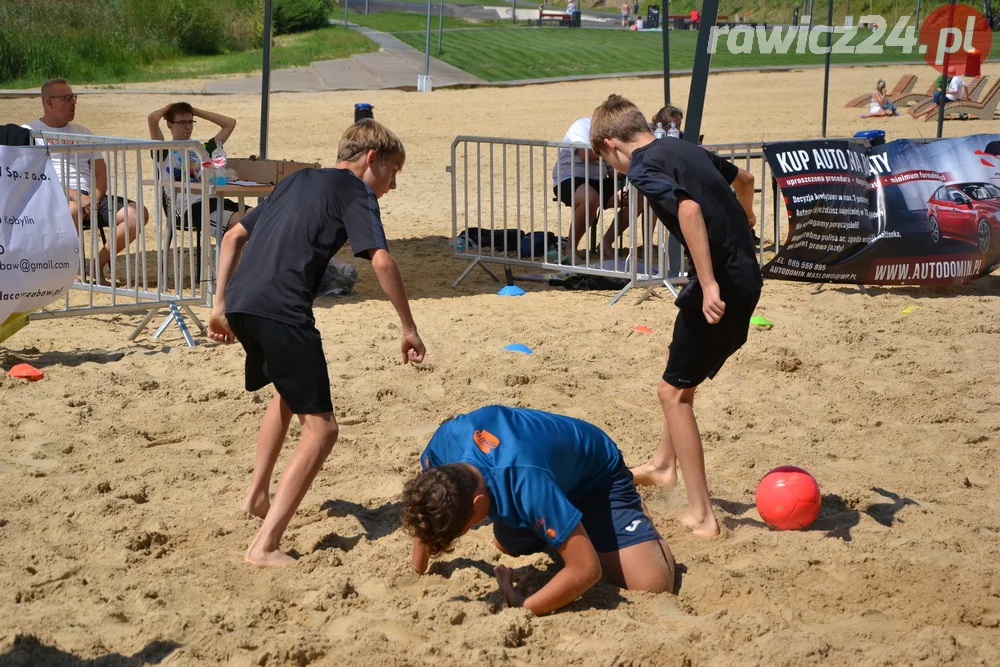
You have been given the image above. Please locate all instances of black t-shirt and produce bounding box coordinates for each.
[665,131,738,184]
[628,139,762,297]
[225,168,388,325]
[708,152,740,184]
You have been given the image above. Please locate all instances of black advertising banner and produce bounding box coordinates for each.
[764,134,1000,285]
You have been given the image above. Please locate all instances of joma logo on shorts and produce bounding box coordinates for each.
[473,429,500,453]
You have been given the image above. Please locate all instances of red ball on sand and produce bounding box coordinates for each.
[755,466,822,531]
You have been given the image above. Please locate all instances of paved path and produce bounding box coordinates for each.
[203,23,487,93]
[198,6,615,94]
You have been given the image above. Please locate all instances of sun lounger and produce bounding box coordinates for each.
[908,76,987,118]
[924,79,1000,121]
[895,80,944,107]
[844,74,917,108]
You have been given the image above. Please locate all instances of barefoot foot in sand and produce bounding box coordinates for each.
[245,540,296,567]
[680,511,720,537]
[630,462,678,488]
[241,491,270,519]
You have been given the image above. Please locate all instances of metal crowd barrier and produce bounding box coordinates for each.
[448,135,786,305]
[706,141,782,269]
[25,132,212,345]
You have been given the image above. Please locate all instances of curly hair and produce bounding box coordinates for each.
[401,464,479,557]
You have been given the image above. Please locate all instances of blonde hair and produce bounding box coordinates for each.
[590,94,651,156]
[336,118,406,166]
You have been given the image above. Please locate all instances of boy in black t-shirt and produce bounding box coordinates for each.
[591,95,763,538]
[208,119,426,567]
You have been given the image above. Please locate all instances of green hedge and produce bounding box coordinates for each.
[273,0,331,35]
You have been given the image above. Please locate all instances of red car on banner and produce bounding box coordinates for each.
[925,182,1000,253]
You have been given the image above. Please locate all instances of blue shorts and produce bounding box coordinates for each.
[493,459,660,555]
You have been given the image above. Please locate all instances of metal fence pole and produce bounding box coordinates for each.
[438,0,445,53]
[821,0,833,137]
[936,0,957,139]
[662,0,671,104]
[424,0,432,79]
[260,0,273,158]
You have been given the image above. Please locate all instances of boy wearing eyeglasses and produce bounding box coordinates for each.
[147,102,250,232]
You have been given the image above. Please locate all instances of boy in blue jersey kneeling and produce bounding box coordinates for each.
[402,406,675,616]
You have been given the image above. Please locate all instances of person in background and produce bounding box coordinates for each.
[933,68,970,105]
[867,79,898,117]
[24,78,148,285]
[552,116,630,258]
[147,102,251,233]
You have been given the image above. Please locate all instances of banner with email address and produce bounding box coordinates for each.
[763,134,1000,286]
[0,146,78,343]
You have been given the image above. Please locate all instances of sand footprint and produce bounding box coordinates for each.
[391,422,438,439]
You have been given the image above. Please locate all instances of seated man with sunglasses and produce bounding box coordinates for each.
[24,78,149,285]
[147,102,252,235]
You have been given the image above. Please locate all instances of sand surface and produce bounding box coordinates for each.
[2,65,1000,666]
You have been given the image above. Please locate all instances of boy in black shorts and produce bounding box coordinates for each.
[590,95,763,537]
[403,406,674,615]
[208,119,426,567]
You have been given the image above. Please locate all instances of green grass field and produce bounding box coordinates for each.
[345,0,525,5]
[347,0,972,22]
[347,10,524,31]
[391,27,950,82]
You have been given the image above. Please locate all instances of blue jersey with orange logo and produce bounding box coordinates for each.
[420,406,622,549]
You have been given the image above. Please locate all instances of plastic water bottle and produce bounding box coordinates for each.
[653,122,666,140]
[667,122,681,139]
[211,143,228,186]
